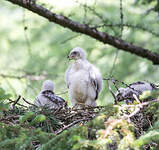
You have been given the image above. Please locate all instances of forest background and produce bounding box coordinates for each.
[0,0,159,106]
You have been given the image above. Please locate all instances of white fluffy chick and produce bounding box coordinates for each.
[65,47,102,107]
[34,80,65,109]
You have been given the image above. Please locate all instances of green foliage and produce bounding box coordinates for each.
[6,106,62,132]
[30,114,46,125]
[136,0,159,12]
[0,122,55,150]
[140,89,159,100]
[0,0,159,105]
[0,87,11,100]
[1,97,159,150]
[0,0,159,149]
[134,130,159,149]
[19,111,35,124]
[0,87,11,111]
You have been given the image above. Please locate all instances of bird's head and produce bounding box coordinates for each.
[68,47,86,60]
[42,80,54,92]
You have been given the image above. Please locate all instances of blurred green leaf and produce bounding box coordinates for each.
[19,111,35,124]
[30,114,46,125]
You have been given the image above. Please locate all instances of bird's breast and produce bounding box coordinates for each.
[69,70,89,97]
[69,70,89,83]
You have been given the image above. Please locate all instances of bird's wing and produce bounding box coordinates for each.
[42,90,65,105]
[34,96,42,106]
[65,64,72,88]
[89,65,102,100]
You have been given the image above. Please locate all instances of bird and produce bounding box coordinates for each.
[34,80,66,109]
[116,81,157,103]
[65,47,102,107]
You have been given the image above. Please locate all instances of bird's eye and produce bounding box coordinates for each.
[73,51,77,54]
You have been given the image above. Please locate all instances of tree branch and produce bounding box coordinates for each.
[5,0,159,64]
[0,73,46,80]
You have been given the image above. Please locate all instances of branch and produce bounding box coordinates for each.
[8,99,28,108]
[95,23,159,37]
[0,73,46,80]
[5,0,159,64]
[22,96,37,107]
[55,118,89,135]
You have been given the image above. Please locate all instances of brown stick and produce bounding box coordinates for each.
[22,97,37,107]
[13,95,21,107]
[55,118,90,135]
[8,99,28,108]
[4,0,159,64]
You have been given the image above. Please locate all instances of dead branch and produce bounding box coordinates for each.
[122,107,141,120]
[121,99,159,109]
[120,99,159,123]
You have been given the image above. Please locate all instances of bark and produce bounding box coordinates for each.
[5,0,159,64]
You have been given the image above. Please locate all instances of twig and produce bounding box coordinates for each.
[13,95,21,107]
[22,9,32,55]
[71,105,107,111]
[55,118,90,135]
[103,77,157,94]
[0,74,25,79]
[107,79,117,103]
[46,118,54,133]
[94,23,159,37]
[0,115,20,122]
[59,34,80,44]
[0,73,46,81]
[121,99,159,121]
[22,97,37,107]
[120,0,124,36]
[133,94,141,105]
[56,91,68,95]
[121,99,159,108]
[122,107,141,120]
[8,99,28,108]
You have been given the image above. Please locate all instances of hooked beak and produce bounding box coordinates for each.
[67,55,72,60]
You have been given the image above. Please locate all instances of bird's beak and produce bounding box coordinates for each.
[67,55,70,60]
[67,55,72,60]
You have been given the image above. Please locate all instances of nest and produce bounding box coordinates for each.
[1,96,106,135]
[1,89,158,150]
[129,105,153,138]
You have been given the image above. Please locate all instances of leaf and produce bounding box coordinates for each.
[19,111,35,124]
[0,87,11,101]
[0,102,9,111]
[30,114,46,125]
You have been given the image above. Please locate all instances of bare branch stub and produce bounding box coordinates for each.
[5,0,159,64]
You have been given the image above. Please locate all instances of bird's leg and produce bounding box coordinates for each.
[72,103,85,109]
[85,99,96,107]
[78,103,85,109]
[72,103,78,110]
